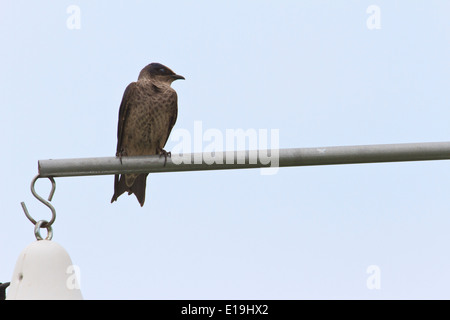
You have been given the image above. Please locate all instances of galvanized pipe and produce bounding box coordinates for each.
[37,141,450,177]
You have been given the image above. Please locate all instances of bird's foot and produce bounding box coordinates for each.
[117,148,127,164]
[157,148,171,166]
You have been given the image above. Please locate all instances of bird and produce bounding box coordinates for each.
[111,62,184,206]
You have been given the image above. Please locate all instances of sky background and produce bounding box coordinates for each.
[1,0,450,299]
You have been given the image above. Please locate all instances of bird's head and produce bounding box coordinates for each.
[138,63,185,84]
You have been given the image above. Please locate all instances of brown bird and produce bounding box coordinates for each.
[111,63,184,206]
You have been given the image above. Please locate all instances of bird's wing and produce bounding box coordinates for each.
[116,82,138,155]
[162,99,178,148]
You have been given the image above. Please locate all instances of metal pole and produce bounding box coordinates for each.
[38,141,450,178]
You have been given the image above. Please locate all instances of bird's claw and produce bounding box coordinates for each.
[117,148,127,164]
[158,148,171,166]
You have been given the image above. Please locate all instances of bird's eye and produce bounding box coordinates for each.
[159,68,165,73]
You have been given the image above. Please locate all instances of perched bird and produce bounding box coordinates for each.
[111,63,184,206]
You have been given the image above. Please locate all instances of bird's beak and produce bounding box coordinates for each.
[171,74,185,80]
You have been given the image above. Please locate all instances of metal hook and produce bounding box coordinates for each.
[34,219,53,241]
[20,175,57,239]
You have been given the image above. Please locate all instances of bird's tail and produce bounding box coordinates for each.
[111,173,149,207]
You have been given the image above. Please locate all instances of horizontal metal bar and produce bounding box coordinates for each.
[38,141,450,177]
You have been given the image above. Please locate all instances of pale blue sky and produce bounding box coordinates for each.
[1,1,450,299]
